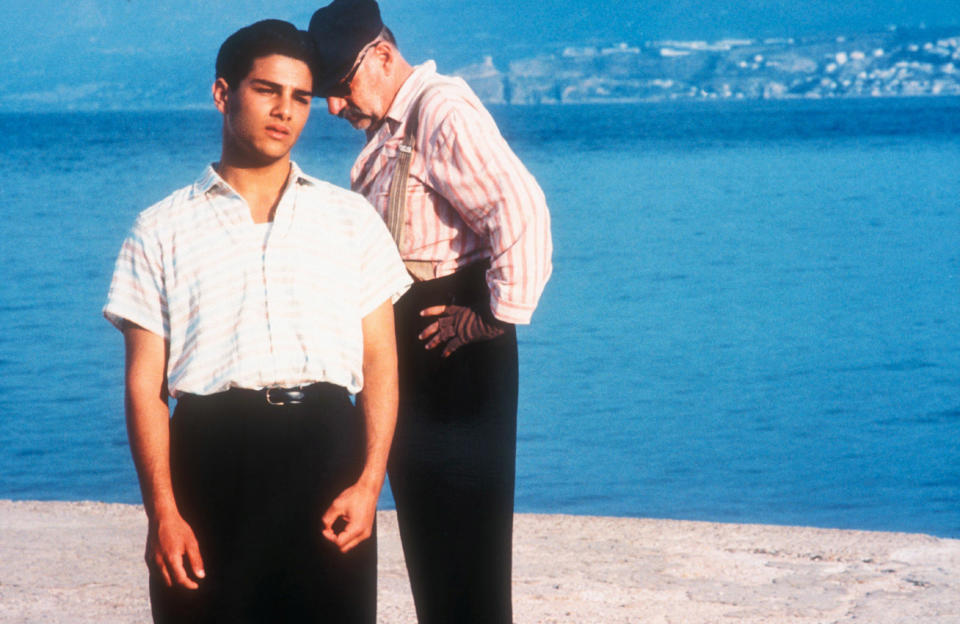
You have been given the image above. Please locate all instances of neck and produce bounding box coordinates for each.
[367,59,415,136]
[392,61,415,95]
[216,155,292,224]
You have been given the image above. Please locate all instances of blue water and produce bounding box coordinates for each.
[1,98,958,537]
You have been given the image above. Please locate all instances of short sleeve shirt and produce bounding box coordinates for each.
[103,163,411,397]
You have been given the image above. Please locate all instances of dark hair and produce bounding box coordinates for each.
[215,19,315,90]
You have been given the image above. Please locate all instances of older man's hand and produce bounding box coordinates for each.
[418,304,508,357]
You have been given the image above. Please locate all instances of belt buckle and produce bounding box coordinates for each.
[264,386,305,406]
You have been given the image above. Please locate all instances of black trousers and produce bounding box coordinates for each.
[389,263,519,624]
[150,384,376,624]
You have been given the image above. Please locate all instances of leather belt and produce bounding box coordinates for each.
[264,386,308,406]
[252,383,347,407]
[180,383,345,408]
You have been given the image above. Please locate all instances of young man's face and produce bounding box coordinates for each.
[215,54,313,165]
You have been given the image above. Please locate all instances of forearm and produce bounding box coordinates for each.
[355,302,399,493]
[355,355,397,493]
[126,391,177,520]
[483,192,553,325]
[122,323,204,587]
[431,112,552,324]
[321,299,398,551]
[122,324,178,521]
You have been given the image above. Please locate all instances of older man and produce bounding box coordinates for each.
[308,2,553,622]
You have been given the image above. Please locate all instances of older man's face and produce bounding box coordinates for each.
[325,42,391,131]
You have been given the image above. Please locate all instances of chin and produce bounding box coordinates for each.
[261,138,297,156]
[244,144,293,166]
[341,112,374,130]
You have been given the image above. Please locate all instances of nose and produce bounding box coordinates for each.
[272,94,293,121]
[327,97,346,117]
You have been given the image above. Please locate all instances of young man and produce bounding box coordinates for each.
[103,19,411,623]
[307,2,553,623]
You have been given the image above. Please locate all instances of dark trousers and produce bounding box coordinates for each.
[389,263,519,624]
[150,384,376,624]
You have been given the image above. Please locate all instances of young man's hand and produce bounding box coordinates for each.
[320,481,379,553]
[147,512,205,589]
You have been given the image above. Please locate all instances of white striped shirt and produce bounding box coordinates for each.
[103,163,411,397]
[350,61,552,324]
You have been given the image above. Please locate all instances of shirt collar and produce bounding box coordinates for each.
[193,162,314,196]
[286,161,314,188]
[190,162,315,225]
[194,164,228,198]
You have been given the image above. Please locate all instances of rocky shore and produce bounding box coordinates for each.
[454,28,960,104]
[1,500,958,623]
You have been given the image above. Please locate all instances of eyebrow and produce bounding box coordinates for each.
[249,78,313,98]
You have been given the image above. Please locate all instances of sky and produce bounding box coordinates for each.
[1,0,958,110]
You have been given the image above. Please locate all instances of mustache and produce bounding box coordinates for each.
[338,107,363,120]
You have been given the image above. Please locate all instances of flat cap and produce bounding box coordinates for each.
[308,0,384,96]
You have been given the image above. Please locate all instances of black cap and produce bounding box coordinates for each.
[308,0,384,96]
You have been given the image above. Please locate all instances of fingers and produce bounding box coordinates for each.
[418,320,440,342]
[419,318,455,351]
[321,500,363,552]
[424,328,450,350]
[185,540,206,582]
[329,517,373,553]
[167,551,200,590]
[442,336,465,358]
[418,304,491,354]
[321,488,376,554]
[417,305,456,345]
[155,553,173,587]
[320,503,344,544]
[419,304,449,318]
[321,516,369,553]
[151,544,200,589]
[166,531,203,589]
[149,517,204,590]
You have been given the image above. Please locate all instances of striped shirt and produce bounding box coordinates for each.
[103,163,411,397]
[350,61,552,325]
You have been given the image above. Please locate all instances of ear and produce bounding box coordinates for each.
[372,41,394,75]
[212,77,230,114]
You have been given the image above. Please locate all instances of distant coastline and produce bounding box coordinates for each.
[2,26,959,112]
[453,26,960,104]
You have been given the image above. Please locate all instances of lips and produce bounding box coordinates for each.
[265,124,290,140]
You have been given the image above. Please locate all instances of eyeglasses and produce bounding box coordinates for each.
[327,40,379,98]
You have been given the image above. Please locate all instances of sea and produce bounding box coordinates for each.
[1,97,958,538]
